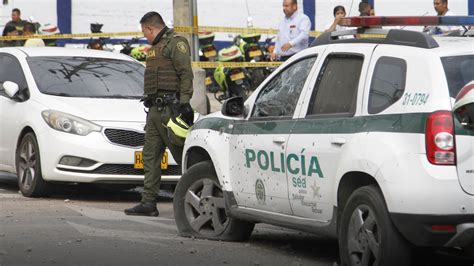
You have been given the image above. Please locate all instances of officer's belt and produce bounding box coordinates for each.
[148,93,177,109]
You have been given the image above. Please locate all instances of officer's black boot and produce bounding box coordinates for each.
[124,202,159,217]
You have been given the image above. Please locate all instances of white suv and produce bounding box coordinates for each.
[173,26,474,264]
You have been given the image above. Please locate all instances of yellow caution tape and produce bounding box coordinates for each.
[176,26,320,37]
[0,32,143,41]
[0,26,321,41]
[192,61,283,68]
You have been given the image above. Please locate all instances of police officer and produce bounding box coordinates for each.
[125,11,194,216]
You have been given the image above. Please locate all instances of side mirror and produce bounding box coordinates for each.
[3,81,20,98]
[222,96,244,117]
[453,82,474,130]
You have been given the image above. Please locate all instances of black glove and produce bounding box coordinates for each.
[179,103,194,126]
[140,97,153,108]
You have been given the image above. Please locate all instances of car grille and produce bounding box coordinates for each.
[58,164,182,176]
[104,128,144,148]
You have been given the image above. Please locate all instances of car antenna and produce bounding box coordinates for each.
[245,0,253,28]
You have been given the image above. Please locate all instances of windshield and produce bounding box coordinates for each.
[441,55,474,98]
[27,56,144,98]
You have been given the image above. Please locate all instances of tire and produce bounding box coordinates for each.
[173,161,254,241]
[16,133,52,197]
[205,95,211,114]
[250,68,265,90]
[229,84,248,100]
[339,185,412,266]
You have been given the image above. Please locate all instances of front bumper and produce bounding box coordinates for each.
[37,123,181,184]
[390,213,474,248]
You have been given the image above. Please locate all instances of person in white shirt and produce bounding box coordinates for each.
[424,0,460,35]
[271,0,311,61]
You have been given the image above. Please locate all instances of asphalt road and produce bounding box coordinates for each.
[1,173,473,266]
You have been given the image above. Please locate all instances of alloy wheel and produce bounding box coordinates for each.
[184,178,228,237]
[347,204,381,266]
[18,139,37,190]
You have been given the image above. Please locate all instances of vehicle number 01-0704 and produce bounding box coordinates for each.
[402,93,430,106]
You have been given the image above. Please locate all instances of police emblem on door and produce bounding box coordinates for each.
[255,179,266,205]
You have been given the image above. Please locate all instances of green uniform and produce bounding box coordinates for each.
[5,20,28,32]
[142,28,193,203]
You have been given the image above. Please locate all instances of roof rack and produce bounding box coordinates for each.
[311,28,439,49]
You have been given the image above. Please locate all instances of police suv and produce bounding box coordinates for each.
[173,17,474,265]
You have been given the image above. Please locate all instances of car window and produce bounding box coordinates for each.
[368,57,406,114]
[308,54,363,116]
[0,54,28,92]
[27,57,144,99]
[251,56,317,118]
[442,55,474,98]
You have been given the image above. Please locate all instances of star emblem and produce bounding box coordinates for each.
[310,181,321,199]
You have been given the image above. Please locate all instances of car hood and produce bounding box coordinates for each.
[36,96,146,122]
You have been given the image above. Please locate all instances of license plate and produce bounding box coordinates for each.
[205,77,213,85]
[230,72,245,81]
[134,151,168,170]
[249,50,262,58]
[204,50,217,58]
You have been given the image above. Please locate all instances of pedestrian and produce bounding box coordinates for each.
[325,5,347,33]
[124,11,194,217]
[424,0,460,35]
[358,1,371,16]
[0,24,20,47]
[271,0,311,62]
[23,22,45,47]
[5,8,28,33]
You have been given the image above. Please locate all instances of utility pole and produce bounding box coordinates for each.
[173,0,199,61]
[173,0,207,115]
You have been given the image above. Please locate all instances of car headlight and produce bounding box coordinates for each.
[41,110,102,136]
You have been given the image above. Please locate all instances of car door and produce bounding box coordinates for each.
[287,45,376,221]
[0,53,30,170]
[228,55,319,214]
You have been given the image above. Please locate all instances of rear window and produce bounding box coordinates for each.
[27,56,144,99]
[441,55,474,98]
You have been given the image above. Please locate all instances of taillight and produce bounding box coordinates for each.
[425,111,456,165]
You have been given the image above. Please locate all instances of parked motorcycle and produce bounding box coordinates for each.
[87,23,107,50]
[237,33,269,90]
[213,45,252,103]
[198,31,219,93]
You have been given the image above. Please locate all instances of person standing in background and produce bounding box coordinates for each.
[325,5,347,33]
[5,8,28,33]
[358,1,372,16]
[0,24,20,47]
[424,0,460,35]
[23,22,45,47]
[271,0,311,62]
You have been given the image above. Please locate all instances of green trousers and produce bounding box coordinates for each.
[142,106,183,203]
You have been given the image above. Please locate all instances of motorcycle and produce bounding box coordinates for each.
[87,23,108,50]
[119,37,150,62]
[237,33,270,90]
[198,31,219,93]
[213,44,252,103]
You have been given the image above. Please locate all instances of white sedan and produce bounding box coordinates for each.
[0,47,181,197]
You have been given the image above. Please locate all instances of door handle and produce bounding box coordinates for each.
[331,137,346,146]
[273,137,286,144]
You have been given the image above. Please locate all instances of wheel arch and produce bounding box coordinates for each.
[337,171,383,215]
[185,146,213,170]
[15,126,35,166]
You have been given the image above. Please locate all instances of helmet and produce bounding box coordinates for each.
[218,45,242,62]
[39,23,59,35]
[130,46,149,61]
[166,115,190,146]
